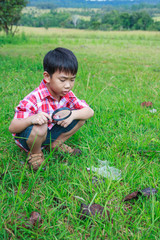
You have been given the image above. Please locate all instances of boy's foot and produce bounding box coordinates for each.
[55,144,82,156]
[27,151,45,171]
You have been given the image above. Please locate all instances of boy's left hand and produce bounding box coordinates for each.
[56,114,74,128]
[56,107,94,128]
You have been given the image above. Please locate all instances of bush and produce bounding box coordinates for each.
[0,33,28,46]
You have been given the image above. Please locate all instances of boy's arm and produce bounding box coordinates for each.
[67,92,94,120]
[57,107,94,128]
[9,112,52,134]
[71,107,94,120]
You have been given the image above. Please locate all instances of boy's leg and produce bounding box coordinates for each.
[26,123,48,153]
[15,124,48,171]
[26,124,48,171]
[51,120,85,152]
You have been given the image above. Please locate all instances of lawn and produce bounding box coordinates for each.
[0,27,160,239]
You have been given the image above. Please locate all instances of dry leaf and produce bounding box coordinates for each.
[80,203,110,221]
[123,188,158,201]
[141,187,158,197]
[123,191,139,201]
[29,212,42,226]
[141,101,153,107]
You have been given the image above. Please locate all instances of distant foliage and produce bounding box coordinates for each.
[98,10,154,30]
[18,9,160,31]
[19,10,71,28]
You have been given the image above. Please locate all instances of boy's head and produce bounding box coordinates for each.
[43,47,78,76]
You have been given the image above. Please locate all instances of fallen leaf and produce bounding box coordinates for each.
[140,187,158,197]
[29,212,42,226]
[17,212,43,229]
[123,187,158,201]
[80,203,110,221]
[141,101,153,107]
[123,191,139,201]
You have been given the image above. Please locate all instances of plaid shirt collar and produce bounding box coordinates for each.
[39,79,53,100]
[39,79,68,102]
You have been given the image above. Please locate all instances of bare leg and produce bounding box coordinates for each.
[51,120,85,150]
[26,124,48,154]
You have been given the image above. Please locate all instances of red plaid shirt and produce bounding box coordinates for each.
[13,79,89,149]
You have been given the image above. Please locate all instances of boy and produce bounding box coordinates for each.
[9,48,94,171]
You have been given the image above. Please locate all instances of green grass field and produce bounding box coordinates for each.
[153,16,160,22]
[0,27,160,239]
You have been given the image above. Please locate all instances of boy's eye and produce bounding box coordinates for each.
[60,79,75,82]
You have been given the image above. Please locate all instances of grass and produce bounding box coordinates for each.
[0,27,160,239]
[153,16,160,22]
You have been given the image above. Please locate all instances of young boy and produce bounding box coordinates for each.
[9,47,94,171]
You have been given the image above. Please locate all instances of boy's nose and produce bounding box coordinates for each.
[64,81,70,88]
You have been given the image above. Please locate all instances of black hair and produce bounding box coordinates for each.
[43,47,78,76]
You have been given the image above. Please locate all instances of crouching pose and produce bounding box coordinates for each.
[9,47,94,171]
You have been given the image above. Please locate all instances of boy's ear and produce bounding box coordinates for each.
[43,71,51,83]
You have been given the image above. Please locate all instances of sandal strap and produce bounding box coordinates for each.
[55,144,82,156]
[61,144,73,153]
[27,152,44,171]
[71,148,82,156]
[28,152,43,161]
[55,144,74,154]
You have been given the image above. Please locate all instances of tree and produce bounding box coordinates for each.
[0,0,28,35]
[72,15,79,27]
[119,13,130,29]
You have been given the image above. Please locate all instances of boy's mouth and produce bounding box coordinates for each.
[62,91,69,95]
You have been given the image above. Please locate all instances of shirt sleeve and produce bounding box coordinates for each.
[67,91,89,110]
[14,98,38,119]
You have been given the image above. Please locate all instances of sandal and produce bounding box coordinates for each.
[27,151,45,171]
[55,144,82,156]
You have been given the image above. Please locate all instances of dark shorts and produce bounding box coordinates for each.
[15,120,79,151]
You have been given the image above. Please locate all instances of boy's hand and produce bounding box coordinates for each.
[56,114,74,128]
[55,107,94,128]
[31,112,52,125]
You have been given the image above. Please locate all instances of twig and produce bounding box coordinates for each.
[4,225,15,238]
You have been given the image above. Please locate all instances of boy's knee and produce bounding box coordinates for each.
[78,120,85,127]
[29,124,48,139]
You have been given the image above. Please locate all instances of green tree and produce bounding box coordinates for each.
[90,14,101,30]
[0,0,28,35]
[119,12,130,29]
[130,11,153,30]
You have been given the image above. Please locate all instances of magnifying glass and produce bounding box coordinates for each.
[52,107,72,122]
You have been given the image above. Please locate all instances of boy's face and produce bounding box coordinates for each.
[44,71,76,100]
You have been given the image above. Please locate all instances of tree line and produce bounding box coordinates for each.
[19,9,160,31]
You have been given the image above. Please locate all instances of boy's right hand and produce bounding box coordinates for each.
[31,112,52,125]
